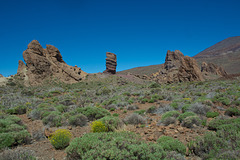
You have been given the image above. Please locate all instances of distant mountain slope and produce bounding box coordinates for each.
[117,64,162,76]
[118,36,240,75]
[194,36,240,74]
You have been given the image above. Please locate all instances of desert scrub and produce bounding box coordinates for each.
[0,147,36,160]
[49,129,72,149]
[76,106,110,121]
[98,116,123,132]
[224,107,240,116]
[206,111,219,118]
[66,132,166,160]
[0,114,30,149]
[68,114,88,127]
[161,111,180,122]
[42,111,63,127]
[134,109,146,115]
[178,112,196,122]
[208,117,240,130]
[124,113,146,125]
[90,120,108,132]
[157,136,186,154]
[189,102,210,115]
[181,116,201,128]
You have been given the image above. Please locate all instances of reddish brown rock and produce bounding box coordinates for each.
[201,62,227,77]
[103,52,117,74]
[17,40,87,85]
[150,50,204,83]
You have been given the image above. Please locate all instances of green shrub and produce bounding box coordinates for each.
[7,105,27,115]
[99,116,123,132]
[77,106,110,121]
[149,82,161,88]
[206,111,219,118]
[90,120,108,133]
[49,129,72,149]
[66,132,166,160]
[225,107,240,116]
[170,102,178,109]
[148,98,155,103]
[112,113,119,117]
[0,115,30,149]
[146,106,156,113]
[69,114,88,127]
[208,118,240,130]
[124,113,146,125]
[0,147,36,160]
[188,132,228,159]
[157,136,186,154]
[56,104,68,113]
[161,111,180,122]
[134,109,146,115]
[178,112,196,122]
[42,111,62,127]
[181,104,190,113]
[181,116,201,128]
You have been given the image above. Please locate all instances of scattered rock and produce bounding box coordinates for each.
[201,62,228,77]
[150,50,204,83]
[103,52,117,74]
[17,40,87,85]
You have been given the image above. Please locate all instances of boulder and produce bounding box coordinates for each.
[103,52,117,74]
[201,62,227,77]
[17,40,87,85]
[150,50,204,83]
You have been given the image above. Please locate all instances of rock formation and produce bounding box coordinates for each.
[17,40,87,85]
[201,62,227,77]
[0,74,3,78]
[103,52,117,74]
[150,50,204,83]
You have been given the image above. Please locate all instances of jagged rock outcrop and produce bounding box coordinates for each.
[103,52,117,74]
[150,50,204,83]
[0,74,3,78]
[201,62,227,77]
[17,40,87,85]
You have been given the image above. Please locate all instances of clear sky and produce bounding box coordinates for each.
[0,0,240,76]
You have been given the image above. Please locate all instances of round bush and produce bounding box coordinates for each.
[69,114,88,127]
[161,111,180,122]
[66,132,166,160]
[77,106,110,121]
[157,136,186,154]
[181,116,201,128]
[90,120,108,133]
[98,116,123,132]
[178,112,196,122]
[206,111,219,118]
[49,129,72,149]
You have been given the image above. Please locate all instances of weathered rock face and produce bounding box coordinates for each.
[17,40,87,85]
[201,62,227,77]
[103,52,117,74]
[150,50,204,83]
[0,74,3,78]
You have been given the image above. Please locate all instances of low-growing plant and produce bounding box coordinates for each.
[77,106,110,121]
[49,129,72,149]
[225,107,240,116]
[134,109,146,115]
[206,111,219,118]
[178,112,196,122]
[124,113,146,125]
[157,136,186,154]
[66,132,166,160]
[181,116,201,128]
[189,103,210,115]
[126,105,139,110]
[98,116,123,132]
[68,114,88,127]
[42,111,63,127]
[146,106,156,113]
[161,111,180,122]
[90,120,108,132]
[0,147,36,160]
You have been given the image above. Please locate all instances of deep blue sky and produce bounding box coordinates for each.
[1,0,240,76]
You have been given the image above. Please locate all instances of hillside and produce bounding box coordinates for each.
[194,36,240,74]
[117,64,162,76]
[118,36,240,75]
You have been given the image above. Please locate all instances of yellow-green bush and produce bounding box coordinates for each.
[90,120,108,133]
[49,129,72,149]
